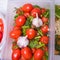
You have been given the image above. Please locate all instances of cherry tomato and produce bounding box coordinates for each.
[41,25,49,34]
[0,32,3,43]
[0,26,3,32]
[31,8,41,17]
[15,16,26,27]
[12,49,21,60]
[13,26,21,30]
[24,12,30,18]
[22,3,33,13]
[0,18,3,26]
[34,49,44,60]
[40,36,49,44]
[20,56,27,60]
[42,17,48,23]
[0,18,4,32]
[41,8,46,14]
[16,7,23,14]
[32,48,36,54]
[10,30,22,39]
[26,29,36,39]
[43,46,48,52]
[21,47,32,60]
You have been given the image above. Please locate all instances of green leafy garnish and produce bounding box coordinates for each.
[42,9,50,18]
[22,26,30,36]
[29,37,45,48]
[14,14,19,20]
[37,28,43,36]
[34,5,40,8]
[55,5,60,19]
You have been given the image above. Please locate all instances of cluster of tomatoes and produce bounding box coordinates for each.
[0,18,3,43]
[10,3,49,60]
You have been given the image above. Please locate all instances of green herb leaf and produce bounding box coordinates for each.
[42,9,50,18]
[34,5,40,9]
[22,25,30,36]
[14,14,19,20]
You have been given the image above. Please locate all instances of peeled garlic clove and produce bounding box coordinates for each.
[17,36,29,48]
[32,13,43,27]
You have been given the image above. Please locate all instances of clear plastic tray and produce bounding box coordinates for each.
[53,0,60,60]
[1,0,55,60]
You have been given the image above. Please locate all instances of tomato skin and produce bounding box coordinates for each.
[15,16,26,27]
[41,8,46,14]
[22,3,33,13]
[12,49,21,60]
[26,29,36,39]
[34,49,44,60]
[21,47,32,60]
[42,17,48,23]
[31,8,41,17]
[24,12,30,18]
[13,26,21,30]
[41,25,49,34]
[0,32,3,43]
[0,18,3,26]
[40,36,49,44]
[32,48,36,54]
[10,30,22,39]
[44,46,48,52]
[16,7,23,14]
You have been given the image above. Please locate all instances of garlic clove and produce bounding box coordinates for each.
[32,13,43,27]
[17,36,29,48]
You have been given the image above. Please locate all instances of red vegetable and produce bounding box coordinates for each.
[21,47,32,60]
[34,49,44,60]
[22,3,33,13]
[40,36,49,44]
[42,17,48,23]
[24,12,30,18]
[41,8,46,14]
[0,32,3,43]
[12,49,21,60]
[15,16,26,27]
[10,30,22,39]
[31,8,41,17]
[41,25,49,34]
[26,28,36,39]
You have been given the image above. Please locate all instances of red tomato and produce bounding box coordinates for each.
[12,49,21,60]
[22,3,33,12]
[21,47,32,60]
[44,46,48,52]
[0,18,3,26]
[15,16,26,27]
[24,12,30,18]
[0,32,3,43]
[34,49,44,60]
[42,17,48,23]
[0,26,3,32]
[20,56,27,60]
[32,48,36,54]
[31,8,41,17]
[10,30,22,39]
[41,8,46,14]
[26,29,36,39]
[13,26,21,30]
[0,18,4,32]
[40,36,49,44]
[41,25,49,34]
[16,7,23,14]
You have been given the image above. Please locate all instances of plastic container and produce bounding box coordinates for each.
[0,13,7,59]
[53,0,60,60]
[2,0,55,60]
